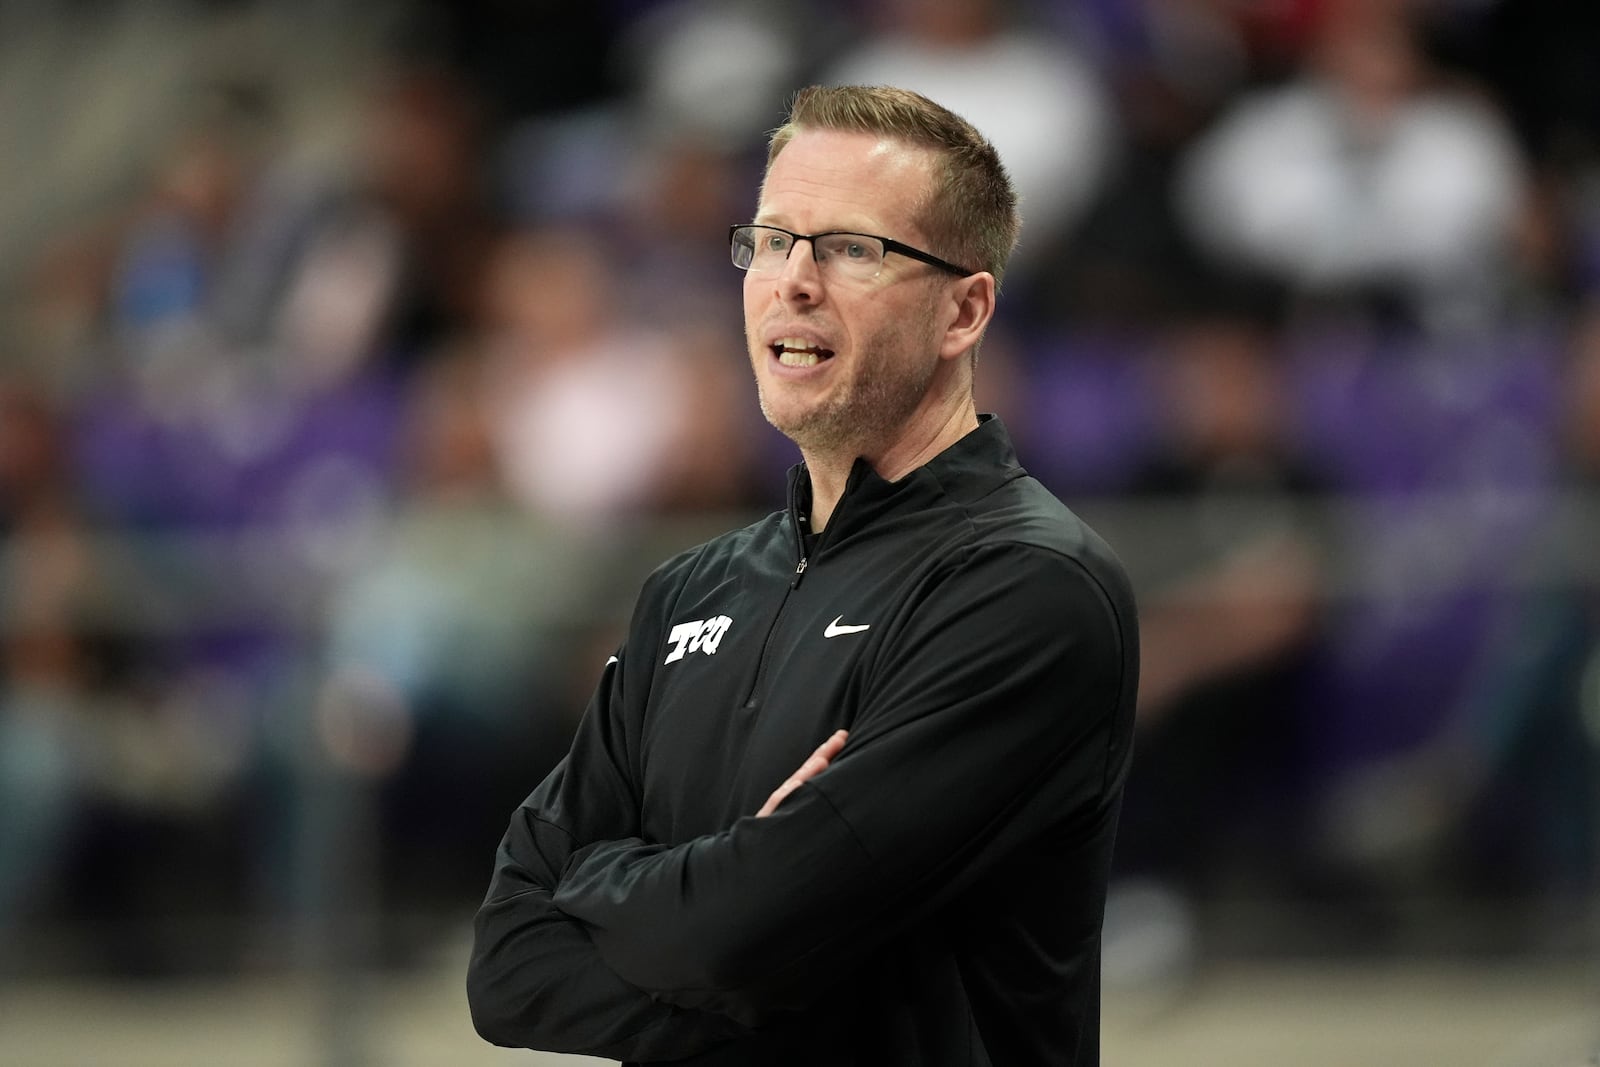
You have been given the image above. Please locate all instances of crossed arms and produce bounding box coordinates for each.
[466,544,1130,1059]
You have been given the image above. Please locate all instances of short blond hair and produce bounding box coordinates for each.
[767,85,1020,288]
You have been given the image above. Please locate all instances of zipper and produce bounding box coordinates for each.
[745,461,862,706]
[744,484,813,706]
[743,568,797,708]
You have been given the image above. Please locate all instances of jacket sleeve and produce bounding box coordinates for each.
[467,644,750,1058]
[551,541,1137,1023]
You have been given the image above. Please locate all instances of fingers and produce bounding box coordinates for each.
[804,729,848,770]
[790,729,848,786]
[755,780,800,818]
[756,729,848,817]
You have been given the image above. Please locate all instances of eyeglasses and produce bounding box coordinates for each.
[729,224,975,282]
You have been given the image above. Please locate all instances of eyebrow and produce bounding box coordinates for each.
[753,212,884,234]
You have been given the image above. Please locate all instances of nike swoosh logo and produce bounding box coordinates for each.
[824,616,871,638]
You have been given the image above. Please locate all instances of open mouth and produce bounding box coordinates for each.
[772,338,835,367]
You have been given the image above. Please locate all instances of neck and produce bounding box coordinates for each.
[801,399,979,531]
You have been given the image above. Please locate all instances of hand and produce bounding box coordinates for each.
[756,730,847,817]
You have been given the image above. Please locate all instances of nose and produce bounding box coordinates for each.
[771,237,824,305]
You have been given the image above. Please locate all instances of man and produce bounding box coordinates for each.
[468,85,1139,1066]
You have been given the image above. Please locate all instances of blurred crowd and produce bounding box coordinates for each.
[1,0,1598,981]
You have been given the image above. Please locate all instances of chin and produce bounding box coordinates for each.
[760,402,820,447]
[761,406,811,443]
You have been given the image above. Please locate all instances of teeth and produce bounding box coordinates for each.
[772,337,830,367]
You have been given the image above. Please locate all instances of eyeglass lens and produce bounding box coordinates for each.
[732,226,885,278]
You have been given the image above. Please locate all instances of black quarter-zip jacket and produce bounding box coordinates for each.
[469,416,1139,1066]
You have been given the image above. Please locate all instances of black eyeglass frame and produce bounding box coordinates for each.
[729,224,977,279]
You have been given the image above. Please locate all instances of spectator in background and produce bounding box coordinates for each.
[398,0,625,127]
[821,0,1115,282]
[616,0,808,149]
[0,383,92,960]
[1408,303,1600,943]
[1441,0,1600,303]
[318,351,576,950]
[492,0,803,263]
[478,224,757,524]
[1107,292,1331,980]
[1176,0,1529,336]
[611,130,760,334]
[1017,0,1250,331]
[348,61,497,368]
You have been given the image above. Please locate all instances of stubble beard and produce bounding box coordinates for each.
[758,322,940,460]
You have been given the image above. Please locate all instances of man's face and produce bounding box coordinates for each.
[743,128,950,459]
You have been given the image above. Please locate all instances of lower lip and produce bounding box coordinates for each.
[768,350,835,378]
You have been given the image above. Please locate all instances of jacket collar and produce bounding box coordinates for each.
[784,414,1025,546]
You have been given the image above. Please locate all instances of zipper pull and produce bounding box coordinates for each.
[792,557,808,588]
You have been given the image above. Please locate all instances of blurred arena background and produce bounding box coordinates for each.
[1,0,1597,1063]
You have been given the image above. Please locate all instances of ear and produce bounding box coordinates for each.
[938,272,997,362]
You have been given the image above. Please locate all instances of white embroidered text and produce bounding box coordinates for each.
[664,615,733,663]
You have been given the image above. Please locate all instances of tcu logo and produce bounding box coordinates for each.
[663,615,733,664]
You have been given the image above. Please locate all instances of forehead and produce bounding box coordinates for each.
[757,128,936,237]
